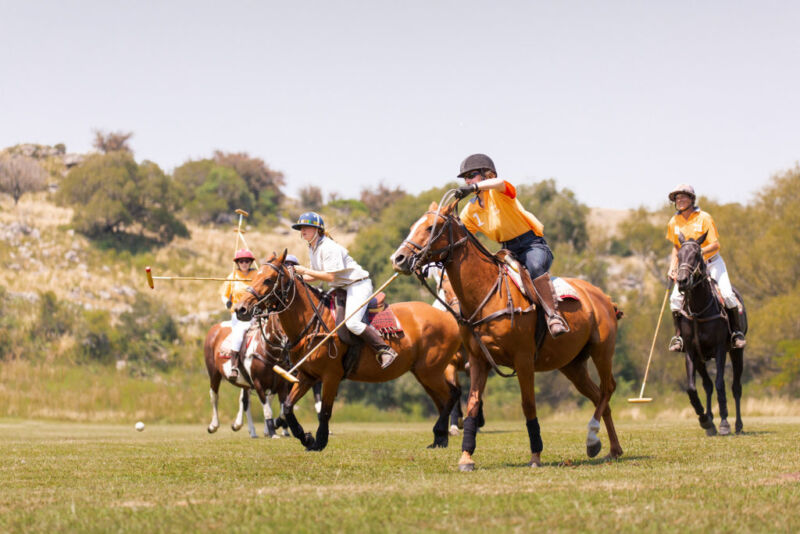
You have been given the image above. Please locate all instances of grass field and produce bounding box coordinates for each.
[1,416,799,533]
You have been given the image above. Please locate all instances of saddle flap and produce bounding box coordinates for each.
[368,292,386,314]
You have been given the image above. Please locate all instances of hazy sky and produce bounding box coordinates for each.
[2,1,799,209]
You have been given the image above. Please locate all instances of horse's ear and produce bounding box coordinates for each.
[697,231,708,245]
[266,251,277,262]
[428,201,438,211]
[278,249,287,264]
[678,232,685,245]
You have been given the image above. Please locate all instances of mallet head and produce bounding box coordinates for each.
[627,397,653,403]
[145,266,154,289]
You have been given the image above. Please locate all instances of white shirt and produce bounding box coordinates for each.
[309,236,369,288]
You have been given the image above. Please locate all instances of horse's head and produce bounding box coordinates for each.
[676,231,708,293]
[391,201,460,275]
[235,249,295,319]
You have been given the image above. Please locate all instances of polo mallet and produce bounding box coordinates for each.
[273,273,400,383]
[232,209,259,268]
[628,283,672,403]
[145,267,251,289]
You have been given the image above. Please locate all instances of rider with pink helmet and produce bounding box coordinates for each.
[219,248,257,379]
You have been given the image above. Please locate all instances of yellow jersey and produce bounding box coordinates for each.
[459,181,544,242]
[666,208,720,261]
[219,267,256,308]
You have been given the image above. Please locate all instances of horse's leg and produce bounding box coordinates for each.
[459,353,489,472]
[243,389,258,438]
[730,347,744,434]
[232,388,246,432]
[282,380,315,449]
[309,374,343,452]
[696,359,718,436]
[586,341,623,459]
[207,367,222,434]
[714,347,731,436]
[313,381,323,418]
[415,369,459,449]
[263,393,278,438]
[445,363,461,435]
[685,354,710,433]
[514,350,542,468]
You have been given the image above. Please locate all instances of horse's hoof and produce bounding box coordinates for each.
[719,421,731,436]
[271,434,280,439]
[250,434,259,439]
[458,462,475,472]
[231,423,242,432]
[207,425,218,434]
[449,425,460,436]
[587,441,602,458]
[528,461,542,468]
[705,425,717,437]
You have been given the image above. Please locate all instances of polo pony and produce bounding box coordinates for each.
[674,232,747,436]
[392,199,624,471]
[235,250,463,451]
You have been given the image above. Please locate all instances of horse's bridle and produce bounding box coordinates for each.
[676,241,706,292]
[245,262,297,315]
[402,210,468,272]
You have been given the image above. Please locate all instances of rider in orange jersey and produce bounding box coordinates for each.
[453,153,569,338]
[666,184,746,352]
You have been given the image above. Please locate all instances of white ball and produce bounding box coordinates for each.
[135,421,145,432]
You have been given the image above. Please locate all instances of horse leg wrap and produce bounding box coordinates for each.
[284,412,305,438]
[526,418,543,454]
[462,416,478,454]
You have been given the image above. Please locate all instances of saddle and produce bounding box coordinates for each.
[331,289,404,378]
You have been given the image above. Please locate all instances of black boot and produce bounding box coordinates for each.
[358,325,398,369]
[669,311,684,352]
[726,307,746,349]
[531,273,569,338]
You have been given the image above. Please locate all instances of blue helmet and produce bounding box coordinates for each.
[292,211,325,231]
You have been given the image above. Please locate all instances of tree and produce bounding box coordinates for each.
[299,185,323,211]
[0,154,47,204]
[93,130,133,153]
[516,179,589,252]
[360,183,407,219]
[213,151,284,215]
[185,166,254,224]
[57,152,188,243]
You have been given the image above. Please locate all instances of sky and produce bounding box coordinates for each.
[2,1,799,209]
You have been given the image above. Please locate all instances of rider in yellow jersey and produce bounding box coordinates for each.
[219,248,257,379]
[454,154,569,337]
[666,184,746,351]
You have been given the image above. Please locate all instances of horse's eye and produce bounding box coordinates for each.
[425,225,433,232]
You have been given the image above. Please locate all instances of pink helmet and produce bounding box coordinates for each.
[233,248,255,262]
[668,184,696,202]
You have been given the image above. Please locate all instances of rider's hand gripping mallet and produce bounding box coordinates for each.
[272,273,400,383]
[628,284,672,403]
[145,267,251,289]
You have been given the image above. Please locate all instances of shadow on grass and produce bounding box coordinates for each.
[498,455,653,469]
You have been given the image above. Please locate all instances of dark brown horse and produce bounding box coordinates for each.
[674,232,746,436]
[392,200,624,471]
[204,313,291,438]
[235,250,463,451]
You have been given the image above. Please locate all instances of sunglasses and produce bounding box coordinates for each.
[236,259,253,264]
[464,170,483,179]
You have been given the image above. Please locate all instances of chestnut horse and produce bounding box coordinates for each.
[392,200,624,471]
[674,232,747,436]
[235,250,463,451]
[204,313,292,438]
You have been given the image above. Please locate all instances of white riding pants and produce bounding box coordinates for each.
[670,254,738,311]
[221,313,253,353]
[342,278,371,336]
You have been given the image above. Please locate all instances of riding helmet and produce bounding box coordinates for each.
[285,254,300,265]
[291,211,325,231]
[458,154,496,178]
[668,184,696,202]
[233,248,255,262]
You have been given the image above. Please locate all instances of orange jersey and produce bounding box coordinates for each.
[666,208,720,261]
[459,181,544,242]
[219,267,256,307]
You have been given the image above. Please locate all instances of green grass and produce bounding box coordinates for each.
[1,417,799,533]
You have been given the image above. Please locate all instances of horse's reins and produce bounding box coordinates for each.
[407,207,536,378]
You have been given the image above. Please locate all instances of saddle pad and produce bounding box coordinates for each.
[501,260,579,302]
[217,322,260,360]
[367,308,404,338]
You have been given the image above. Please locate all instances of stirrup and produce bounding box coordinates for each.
[377,348,398,369]
[669,335,683,352]
[229,366,240,379]
[547,317,569,338]
[731,332,746,349]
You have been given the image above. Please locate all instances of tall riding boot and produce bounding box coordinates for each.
[668,311,684,352]
[531,273,569,338]
[726,307,746,349]
[358,324,398,369]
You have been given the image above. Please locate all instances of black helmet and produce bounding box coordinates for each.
[458,154,496,178]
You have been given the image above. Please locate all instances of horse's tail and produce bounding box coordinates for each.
[613,303,624,321]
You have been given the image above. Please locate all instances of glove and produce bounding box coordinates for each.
[455,184,478,199]
[226,299,232,310]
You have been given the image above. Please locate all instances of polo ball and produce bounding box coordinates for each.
[135,421,145,432]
